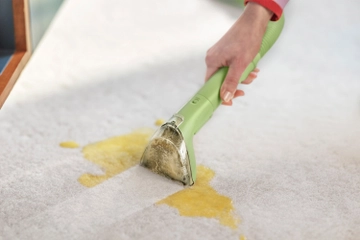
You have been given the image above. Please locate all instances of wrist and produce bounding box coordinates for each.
[242,2,273,27]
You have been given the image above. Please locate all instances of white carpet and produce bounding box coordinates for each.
[1,0,360,239]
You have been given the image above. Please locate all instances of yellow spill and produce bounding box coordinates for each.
[60,141,79,148]
[62,123,246,237]
[155,118,165,126]
[157,165,240,229]
[78,128,153,187]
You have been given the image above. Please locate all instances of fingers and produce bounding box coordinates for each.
[234,89,245,98]
[241,68,259,84]
[221,89,244,106]
[222,100,233,106]
[204,48,221,82]
[220,65,245,103]
[205,64,259,106]
[205,67,219,82]
[220,68,259,106]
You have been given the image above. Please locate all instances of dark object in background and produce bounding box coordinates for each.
[0,0,31,108]
[0,0,63,108]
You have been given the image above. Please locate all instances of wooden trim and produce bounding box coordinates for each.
[0,0,31,108]
[13,0,31,52]
[0,52,30,107]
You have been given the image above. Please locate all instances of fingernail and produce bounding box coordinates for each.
[223,91,233,102]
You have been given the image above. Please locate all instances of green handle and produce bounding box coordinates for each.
[197,15,285,111]
[179,15,285,135]
[176,16,285,182]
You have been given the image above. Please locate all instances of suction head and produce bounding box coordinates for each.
[140,116,194,186]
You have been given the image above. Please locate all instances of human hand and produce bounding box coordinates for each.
[205,2,273,106]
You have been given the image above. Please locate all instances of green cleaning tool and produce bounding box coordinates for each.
[140,16,285,186]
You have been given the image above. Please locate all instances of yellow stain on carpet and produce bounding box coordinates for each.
[61,120,245,238]
[239,235,247,240]
[60,141,80,148]
[78,128,153,187]
[157,165,240,230]
[155,119,165,126]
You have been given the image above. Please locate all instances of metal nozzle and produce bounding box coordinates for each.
[140,116,193,185]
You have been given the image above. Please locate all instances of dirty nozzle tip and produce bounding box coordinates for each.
[140,123,193,186]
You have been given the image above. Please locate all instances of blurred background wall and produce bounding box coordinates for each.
[29,0,64,50]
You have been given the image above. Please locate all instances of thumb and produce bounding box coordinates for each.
[221,65,244,103]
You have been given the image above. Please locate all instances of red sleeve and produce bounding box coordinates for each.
[244,0,284,21]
